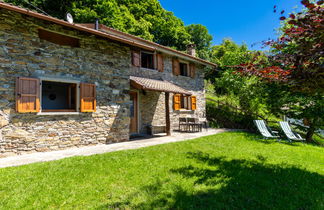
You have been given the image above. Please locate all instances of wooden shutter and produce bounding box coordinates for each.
[156,54,164,72]
[189,63,196,78]
[173,94,181,110]
[131,50,141,67]
[191,96,197,110]
[16,77,40,113]
[80,83,96,112]
[172,58,180,76]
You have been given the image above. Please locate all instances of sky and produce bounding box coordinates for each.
[159,0,303,50]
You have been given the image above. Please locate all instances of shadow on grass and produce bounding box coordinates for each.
[101,151,324,209]
[240,132,302,147]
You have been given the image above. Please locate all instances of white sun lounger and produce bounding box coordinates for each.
[254,120,280,139]
[279,121,305,142]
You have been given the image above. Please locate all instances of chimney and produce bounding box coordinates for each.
[95,18,99,30]
[187,44,196,57]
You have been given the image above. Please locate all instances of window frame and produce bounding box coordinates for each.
[179,61,190,77]
[38,77,81,115]
[140,51,156,70]
[180,94,192,110]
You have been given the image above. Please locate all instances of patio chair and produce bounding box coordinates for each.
[179,118,188,132]
[187,118,203,132]
[254,120,280,139]
[279,121,305,142]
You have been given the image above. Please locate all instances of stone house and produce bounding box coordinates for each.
[0,2,216,156]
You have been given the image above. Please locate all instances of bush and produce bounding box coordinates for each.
[206,100,255,130]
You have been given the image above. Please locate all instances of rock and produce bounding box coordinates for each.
[4,129,30,138]
[0,116,9,128]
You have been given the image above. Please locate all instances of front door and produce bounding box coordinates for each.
[129,91,138,134]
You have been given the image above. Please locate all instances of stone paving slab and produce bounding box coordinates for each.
[0,129,228,168]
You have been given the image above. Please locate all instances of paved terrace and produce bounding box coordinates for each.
[0,129,229,168]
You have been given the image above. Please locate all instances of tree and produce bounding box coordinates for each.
[186,24,213,59]
[206,39,267,82]
[238,0,323,94]
[207,39,269,115]
[236,0,324,143]
[4,0,192,50]
[3,0,73,19]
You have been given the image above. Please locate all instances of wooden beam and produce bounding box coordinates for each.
[165,92,171,136]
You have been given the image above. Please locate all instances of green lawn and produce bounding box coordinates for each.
[0,132,323,209]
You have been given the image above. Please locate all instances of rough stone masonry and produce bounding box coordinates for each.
[0,9,131,156]
[0,7,207,157]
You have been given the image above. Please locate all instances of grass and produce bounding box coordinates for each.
[0,132,323,209]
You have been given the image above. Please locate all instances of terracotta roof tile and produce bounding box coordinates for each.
[130,76,191,95]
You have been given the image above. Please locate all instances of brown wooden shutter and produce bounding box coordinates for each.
[16,77,40,113]
[131,50,141,67]
[189,63,196,78]
[191,96,197,110]
[173,94,181,110]
[172,58,180,76]
[80,83,96,112]
[156,54,164,72]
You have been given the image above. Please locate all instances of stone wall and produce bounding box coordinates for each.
[0,9,131,156]
[0,7,208,156]
[135,90,166,133]
[131,55,206,133]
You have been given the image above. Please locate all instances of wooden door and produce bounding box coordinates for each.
[129,91,138,134]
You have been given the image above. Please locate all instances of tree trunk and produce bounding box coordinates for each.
[306,125,316,143]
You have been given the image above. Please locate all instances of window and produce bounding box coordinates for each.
[141,52,154,69]
[180,95,191,110]
[172,59,196,78]
[132,51,163,71]
[41,81,77,112]
[16,77,96,113]
[180,62,189,77]
[173,94,197,111]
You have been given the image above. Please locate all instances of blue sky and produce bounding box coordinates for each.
[159,0,302,50]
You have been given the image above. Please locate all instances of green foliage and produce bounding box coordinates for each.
[210,39,252,68]
[186,24,213,59]
[211,68,272,120]
[0,132,323,209]
[4,0,192,50]
[262,83,324,138]
[206,100,255,129]
[215,71,266,115]
[206,39,268,81]
[206,39,282,130]
[3,0,74,19]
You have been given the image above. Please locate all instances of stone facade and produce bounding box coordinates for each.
[0,7,208,157]
[131,54,206,133]
[0,9,131,156]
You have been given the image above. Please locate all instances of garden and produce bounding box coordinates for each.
[0,132,323,209]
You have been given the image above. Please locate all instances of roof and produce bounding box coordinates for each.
[78,24,217,67]
[0,2,217,67]
[130,76,192,95]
